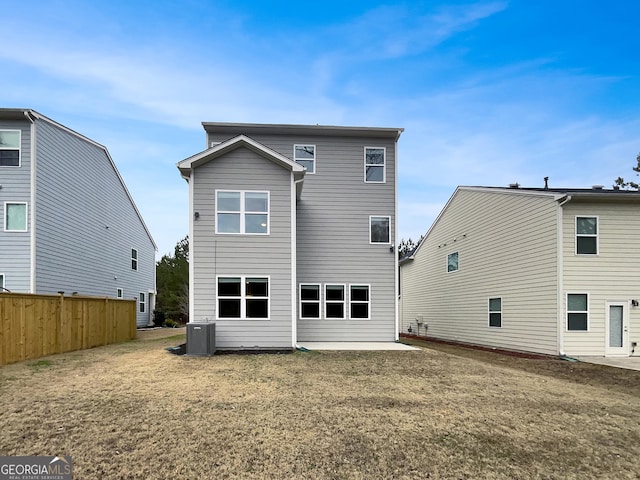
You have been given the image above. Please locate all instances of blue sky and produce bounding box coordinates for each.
[2,0,638,256]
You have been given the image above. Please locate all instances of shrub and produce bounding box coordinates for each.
[153,310,166,327]
[164,318,179,328]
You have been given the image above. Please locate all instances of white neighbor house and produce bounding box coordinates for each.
[400,185,640,358]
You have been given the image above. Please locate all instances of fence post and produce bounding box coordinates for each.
[57,293,64,353]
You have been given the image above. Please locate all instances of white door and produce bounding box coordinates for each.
[605,302,628,356]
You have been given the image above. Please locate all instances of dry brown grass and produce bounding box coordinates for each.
[1,332,639,479]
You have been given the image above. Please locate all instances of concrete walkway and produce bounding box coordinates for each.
[574,356,640,371]
[297,342,419,351]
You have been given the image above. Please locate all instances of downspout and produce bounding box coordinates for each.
[393,139,399,341]
[291,174,300,348]
[24,110,36,293]
[556,195,572,356]
[187,170,195,323]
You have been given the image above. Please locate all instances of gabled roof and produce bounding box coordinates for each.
[0,108,157,250]
[402,184,640,262]
[177,134,307,198]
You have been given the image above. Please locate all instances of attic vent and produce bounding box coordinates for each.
[508,183,520,189]
[592,185,604,190]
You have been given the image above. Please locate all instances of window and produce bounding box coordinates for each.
[294,145,315,174]
[139,292,146,313]
[349,285,370,319]
[567,294,588,331]
[4,203,27,232]
[217,276,269,319]
[576,216,598,255]
[325,284,346,319]
[131,249,138,270]
[489,298,502,328]
[216,191,269,234]
[365,147,385,183]
[117,288,123,299]
[370,216,390,244]
[0,130,20,167]
[300,284,320,319]
[0,274,4,292]
[447,252,459,272]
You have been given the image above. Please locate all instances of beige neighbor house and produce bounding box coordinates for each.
[400,185,640,358]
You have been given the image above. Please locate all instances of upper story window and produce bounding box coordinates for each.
[370,216,390,244]
[131,249,138,270]
[4,202,27,232]
[0,130,20,167]
[117,288,124,299]
[0,274,4,291]
[447,251,459,272]
[364,147,385,183]
[576,216,598,255]
[294,145,315,174]
[216,190,269,235]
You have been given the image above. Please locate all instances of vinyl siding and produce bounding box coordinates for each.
[191,147,293,349]
[33,119,155,326]
[401,188,559,355]
[0,120,31,292]
[561,200,640,356]
[208,133,397,342]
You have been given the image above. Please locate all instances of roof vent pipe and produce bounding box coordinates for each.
[592,185,604,190]
[508,183,520,189]
[544,176,549,190]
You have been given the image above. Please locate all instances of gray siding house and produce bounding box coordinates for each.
[400,185,640,358]
[178,122,403,349]
[0,109,156,327]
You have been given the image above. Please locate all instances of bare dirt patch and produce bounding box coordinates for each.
[1,334,639,479]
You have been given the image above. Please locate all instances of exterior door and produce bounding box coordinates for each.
[605,302,628,356]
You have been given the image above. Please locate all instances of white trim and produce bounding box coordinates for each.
[605,300,629,357]
[349,284,371,320]
[28,115,36,293]
[131,248,138,270]
[0,129,21,167]
[299,283,321,319]
[364,146,386,183]
[369,215,391,244]
[215,275,271,320]
[488,297,502,328]
[557,199,566,355]
[291,173,297,345]
[294,144,316,174]
[215,190,270,235]
[325,284,346,320]
[393,142,398,340]
[188,169,195,322]
[117,288,124,299]
[566,292,590,332]
[4,202,28,232]
[575,215,599,255]
[446,251,459,273]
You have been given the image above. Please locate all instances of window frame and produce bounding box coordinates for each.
[4,202,28,232]
[325,284,346,320]
[349,284,371,320]
[216,275,270,320]
[0,273,4,292]
[369,215,391,244]
[215,190,270,235]
[447,251,459,273]
[294,144,316,174]
[299,283,321,319]
[488,297,502,328]
[575,216,598,255]
[117,288,123,299]
[364,147,386,183]
[131,248,138,271]
[139,292,146,313]
[0,129,21,167]
[567,292,589,332]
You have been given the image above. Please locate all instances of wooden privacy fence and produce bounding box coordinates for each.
[0,292,136,366]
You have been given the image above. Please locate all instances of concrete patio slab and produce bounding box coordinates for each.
[297,342,420,351]
[574,356,640,371]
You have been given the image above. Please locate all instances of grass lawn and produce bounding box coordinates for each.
[1,332,639,479]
